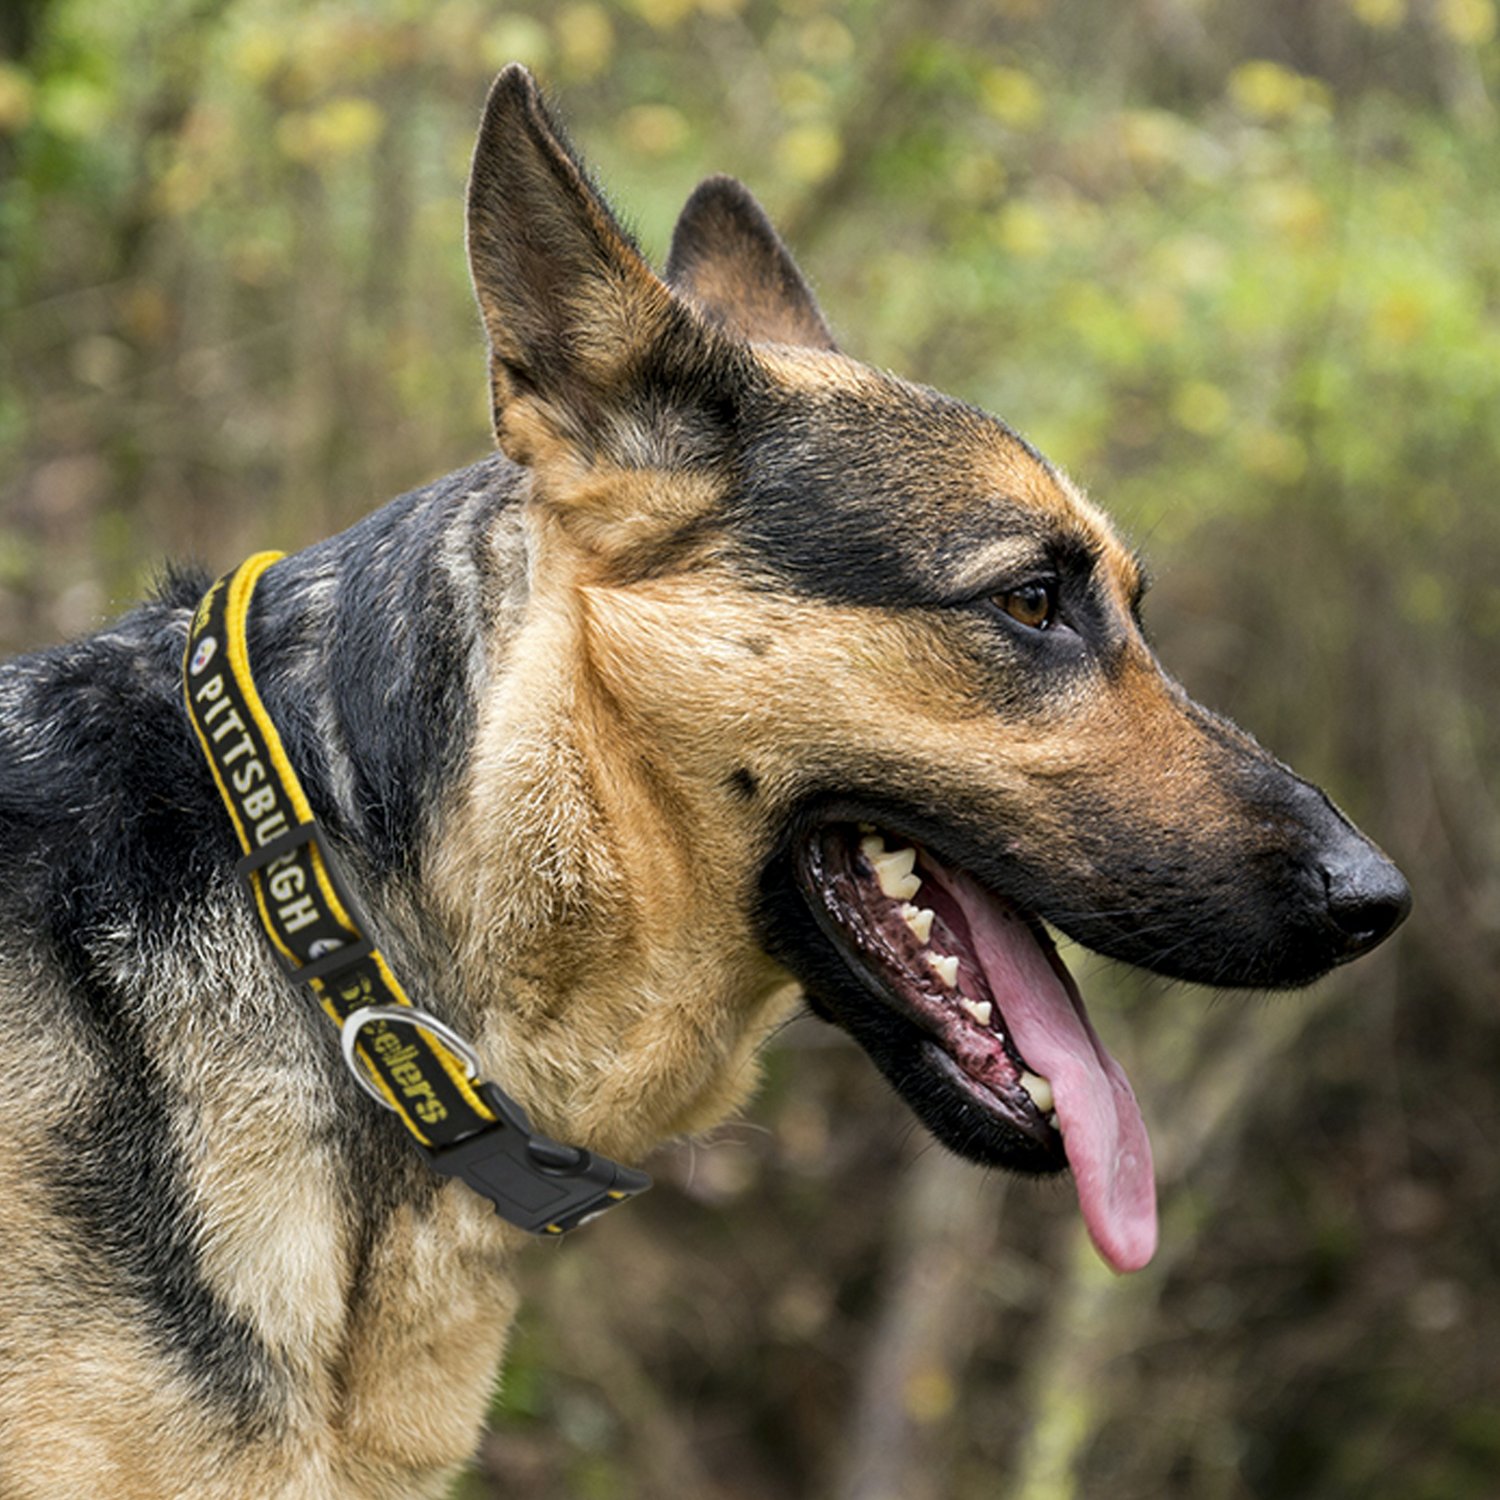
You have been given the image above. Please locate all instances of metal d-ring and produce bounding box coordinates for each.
[340,1004,483,1111]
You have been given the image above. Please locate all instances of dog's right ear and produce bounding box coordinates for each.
[666,175,837,351]
[467,65,724,472]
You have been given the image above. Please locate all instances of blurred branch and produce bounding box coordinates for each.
[112,0,232,277]
[835,1148,1006,1500]
[1418,0,1497,131]
[1005,1227,1144,1500]
[0,0,49,194]
[1141,0,1215,69]
[778,0,976,251]
[0,0,48,62]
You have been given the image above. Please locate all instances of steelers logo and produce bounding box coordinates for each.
[190,636,218,675]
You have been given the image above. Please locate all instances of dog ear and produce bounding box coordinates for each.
[467,65,730,470]
[665,175,837,351]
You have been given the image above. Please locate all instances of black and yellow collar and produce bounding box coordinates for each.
[183,551,648,1234]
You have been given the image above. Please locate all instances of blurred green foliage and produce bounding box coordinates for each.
[3,1,1498,1497]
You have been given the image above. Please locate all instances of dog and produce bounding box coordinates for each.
[0,64,1409,1498]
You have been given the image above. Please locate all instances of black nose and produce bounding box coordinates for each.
[1320,838,1412,960]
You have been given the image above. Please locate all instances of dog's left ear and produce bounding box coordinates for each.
[666,176,838,351]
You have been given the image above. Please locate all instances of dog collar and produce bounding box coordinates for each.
[182,551,649,1235]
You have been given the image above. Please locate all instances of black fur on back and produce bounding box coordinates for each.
[0,452,523,1430]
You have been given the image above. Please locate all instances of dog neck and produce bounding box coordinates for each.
[243,453,795,1168]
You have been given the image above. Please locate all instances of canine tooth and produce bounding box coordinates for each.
[1047,1111,1059,1130]
[859,834,885,858]
[1019,1071,1055,1115]
[900,904,935,943]
[960,997,993,1027]
[926,952,959,987]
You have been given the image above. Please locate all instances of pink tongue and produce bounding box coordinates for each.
[939,868,1158,1273]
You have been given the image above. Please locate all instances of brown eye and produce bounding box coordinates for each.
[997,581,1056,630]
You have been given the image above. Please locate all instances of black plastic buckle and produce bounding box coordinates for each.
[421,1082,651,1235]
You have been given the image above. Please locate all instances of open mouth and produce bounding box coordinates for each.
[794,822,1157,1273]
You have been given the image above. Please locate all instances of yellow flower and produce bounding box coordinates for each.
[1249,179,1330,245]
[1172,381,1231,436]
[621,103,690,157]
[1349,0,1406,29]
[630,0,696,28]
[231,29,286,87]
[990,201,1050,259]
[1228,60,1331,122]
[980,65,1045,130]
[904,1367,956,1424]
[1369,288,1429,347]
[479,16,552,72]
[799,16,854,67]
[1436,0,1496,43]
[775,123,842,185]
[276,98,384,166]
[1239,427,1307,483]
[0,62,34,133]
[557,4,615,80]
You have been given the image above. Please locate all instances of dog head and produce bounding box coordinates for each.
[458,66,1409,1269]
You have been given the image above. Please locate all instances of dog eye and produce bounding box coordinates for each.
[996,581,1057,630]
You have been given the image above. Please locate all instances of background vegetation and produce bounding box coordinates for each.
[3,0,1497,1495]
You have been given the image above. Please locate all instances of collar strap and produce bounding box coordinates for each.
[182,552,648,1235]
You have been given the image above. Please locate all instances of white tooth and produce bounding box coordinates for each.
[871,847,920,900]
[960,997,993,1026]
[872,846,916,879]
[1019,1071,1055,1115]
[926,952,959,987]
[859,834,885,858]
[1046,1111,1059,1130]
[900,904,935,943]
[857,822,876,834]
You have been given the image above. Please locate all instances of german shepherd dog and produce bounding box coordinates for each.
[0,65,1408,1498]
